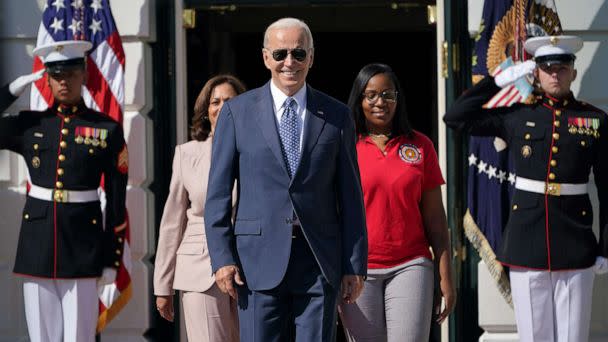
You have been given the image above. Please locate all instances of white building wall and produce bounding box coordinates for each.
[468,1,608,341]
[0,0,154,340]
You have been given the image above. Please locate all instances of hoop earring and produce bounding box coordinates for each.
[203,115,209,121]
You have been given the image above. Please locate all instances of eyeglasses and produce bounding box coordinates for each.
[267,48,309,62]
[362,90,398,104]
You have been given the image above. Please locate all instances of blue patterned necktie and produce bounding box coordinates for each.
[279,97,300,178]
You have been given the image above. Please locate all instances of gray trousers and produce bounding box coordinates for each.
[340,257,434,342]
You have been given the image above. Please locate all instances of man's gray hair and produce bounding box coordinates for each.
[263,17,314,50]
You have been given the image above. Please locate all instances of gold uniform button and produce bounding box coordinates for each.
[512,204,518,210]
[549,99,554,106]
[114,261,120,267]
[554,120,560,127]
[56,181,63,189]
[552,146,559,153]
[33,144,39,150]
[553,133,560,140]
[549,173,556,180]
[57,168,64,176]
[581,140,586,147]
[118,237,123,243]
[563,100,569,106]
[555,110,562,116]
[61,128,69,135]
[60,141,67,148]
[24,214,29,220]
[64,117,71,123]
[524,133,531,140]
[58,154,66,161]
[582,211,587,216]
[550,160,557,167]
[116,249,121,255]
[92,219,97,225]
[89,148,94,154]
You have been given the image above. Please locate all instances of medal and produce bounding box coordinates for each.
[569,126,577,134]
[91,128,100,146]
[99,129,108,149]
[83,127,92,145]
[521,145,532,158]
[74,127,83,144]
[32,156,40,168]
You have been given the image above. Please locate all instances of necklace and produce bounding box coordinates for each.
[368,132,392,138]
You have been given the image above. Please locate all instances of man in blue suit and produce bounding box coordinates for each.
[204,17,368,341]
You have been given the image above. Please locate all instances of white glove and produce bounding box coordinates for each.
[8,69,45,97]
[593,256,608,275]
[494,60,536,88]
[97,267,117,287]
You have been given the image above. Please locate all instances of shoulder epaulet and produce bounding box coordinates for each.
[84,109,121,125]
[579,100,607,116]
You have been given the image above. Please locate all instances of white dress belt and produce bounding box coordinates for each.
[515,177,588,196]
[28,184,99,203]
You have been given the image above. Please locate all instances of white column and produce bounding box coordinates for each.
[100,0,155,341]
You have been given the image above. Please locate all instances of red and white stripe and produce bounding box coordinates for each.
[484,85,523,108]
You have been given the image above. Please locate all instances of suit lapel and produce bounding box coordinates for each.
[254,83,290,177]
[293,85,326,179]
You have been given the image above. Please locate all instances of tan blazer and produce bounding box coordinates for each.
[154,139,215,295]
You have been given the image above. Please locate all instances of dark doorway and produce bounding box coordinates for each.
[184,2,439,341]
[187,2,437,142]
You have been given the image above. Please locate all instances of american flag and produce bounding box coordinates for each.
[30,0,131,333]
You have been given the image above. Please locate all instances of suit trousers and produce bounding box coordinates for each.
[237,232,338,342]
[510,267,595,342]
[23,278,97,342]
[181,283,239,342]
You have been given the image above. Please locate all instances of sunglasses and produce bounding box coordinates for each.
[268,48,309,62]
[362,90,398,104]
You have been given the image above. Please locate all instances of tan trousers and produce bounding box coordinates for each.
[181,283,239,342]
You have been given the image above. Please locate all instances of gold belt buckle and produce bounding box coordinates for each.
[545,183,561,196]
[53,189,68,203]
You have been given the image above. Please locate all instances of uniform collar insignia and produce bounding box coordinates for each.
[55,99,87,117]
[541,92,574,108]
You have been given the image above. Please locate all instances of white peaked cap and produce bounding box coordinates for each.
[33,40,93,64]
[524,35,583,58]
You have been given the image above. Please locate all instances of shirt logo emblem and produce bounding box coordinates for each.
[398,144,422,164]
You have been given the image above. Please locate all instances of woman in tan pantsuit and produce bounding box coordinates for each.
[154,75,246,341]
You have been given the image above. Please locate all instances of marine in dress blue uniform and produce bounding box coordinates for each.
[445,36,607,342]
[0,41,128,342]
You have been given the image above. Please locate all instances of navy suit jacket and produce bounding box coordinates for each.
[204,82,367,290]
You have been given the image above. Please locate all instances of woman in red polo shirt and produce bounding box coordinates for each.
[340,63,456,341]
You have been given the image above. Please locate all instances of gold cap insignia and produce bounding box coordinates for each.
[550,36,559,45]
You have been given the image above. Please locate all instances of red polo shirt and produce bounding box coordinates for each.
[357,131,445,269]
